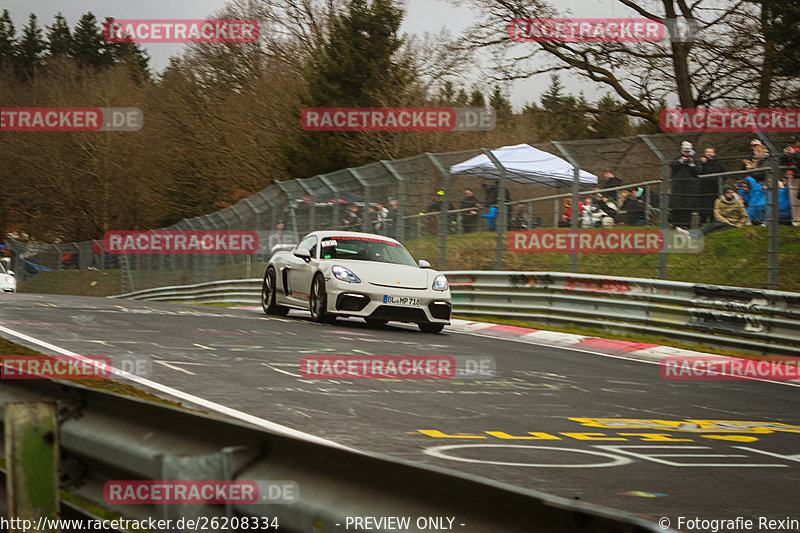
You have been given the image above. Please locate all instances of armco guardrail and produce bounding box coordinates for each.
[113,272,800,356]
[447,271,800,356]
[0,380,661,533]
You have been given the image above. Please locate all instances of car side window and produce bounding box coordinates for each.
[298,236,318,259]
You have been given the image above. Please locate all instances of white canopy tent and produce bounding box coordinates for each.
[449,143,598,187]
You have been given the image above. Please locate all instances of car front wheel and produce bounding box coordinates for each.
[309,274,335,323]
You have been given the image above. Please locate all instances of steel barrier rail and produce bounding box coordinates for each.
[0,380,661,533]
[446,271,800,356]
[112,272,800,356]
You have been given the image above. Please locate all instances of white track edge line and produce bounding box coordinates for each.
[0,324,356,451]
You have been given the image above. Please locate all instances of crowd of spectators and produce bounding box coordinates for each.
[669,138,800,235]
[314,137,800,238]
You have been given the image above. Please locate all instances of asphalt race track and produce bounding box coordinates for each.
[1,293,799,529]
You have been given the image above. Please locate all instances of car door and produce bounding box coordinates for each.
[285,235,318,305]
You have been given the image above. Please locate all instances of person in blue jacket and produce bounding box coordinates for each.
[482,205,498,230]
[738,176,766,224]
[765,176,793,223]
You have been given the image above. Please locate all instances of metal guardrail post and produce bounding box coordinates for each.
[639,135,671,280]
[426,153,451,270]
[757,133,780,290]
[553,142,581,273]
[480,148,508,270]
[4,402,60,532]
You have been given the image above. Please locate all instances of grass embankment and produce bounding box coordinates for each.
[0,336,183,406]
[403,226,800,292]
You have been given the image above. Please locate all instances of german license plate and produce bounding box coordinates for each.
[384,295,421,306]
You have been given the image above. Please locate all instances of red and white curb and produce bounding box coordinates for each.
[446,318,709,364]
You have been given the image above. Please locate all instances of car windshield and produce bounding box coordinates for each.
[0,263,6,274]
[319,236,416,266]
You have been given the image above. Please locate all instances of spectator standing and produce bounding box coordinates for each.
[459,188,480,233]
[697,147,726,223]
[386,197,399,237]
[742,141,770,183]
[781,145,800,226]
[669,141,700,227]
[602,172,623,202]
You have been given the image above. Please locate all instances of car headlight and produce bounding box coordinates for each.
[432,274,448,291]
[332,265,361,283]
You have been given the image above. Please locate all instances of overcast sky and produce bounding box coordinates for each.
[4,0,636,109]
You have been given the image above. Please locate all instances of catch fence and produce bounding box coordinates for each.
[5,131,799,295]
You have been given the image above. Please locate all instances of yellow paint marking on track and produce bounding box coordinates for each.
[701,435,760,443]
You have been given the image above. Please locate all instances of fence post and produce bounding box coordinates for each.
[758,133,780,289]
[553,142,582,273]
[426,153,451,270]
[5,402,60,532]
[639,134,671,280]
[348,168,372,233]
[480,148,508,270]
[381,161,406,240]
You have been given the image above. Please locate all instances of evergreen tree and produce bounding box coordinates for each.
[588,94,630,139]
[15,13,46,82]
[454,87,468,106]
[281,0,411,178]
[488,85,512,121]
[438,80,455,105]
[468,89,485,107]
[762,0,800,76]
[46,12,72,57]
[71,12,112,69]
[0,10,17,75]
[540,74,565,112]
[103,17,150,83]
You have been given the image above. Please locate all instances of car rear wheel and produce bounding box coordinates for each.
[309,274,335,323]
[262,268,289,316]
[418,323,444,333]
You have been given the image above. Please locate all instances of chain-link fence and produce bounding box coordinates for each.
[4,131,799,296]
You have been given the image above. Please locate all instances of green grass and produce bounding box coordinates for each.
[0,337,185,407]
[403,226,800,292]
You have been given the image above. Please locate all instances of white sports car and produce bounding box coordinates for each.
[0,259,16,293]
[261,231,451,332]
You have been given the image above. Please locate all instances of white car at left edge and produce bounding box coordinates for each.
[1,258,16,293]
[261,230,451,332]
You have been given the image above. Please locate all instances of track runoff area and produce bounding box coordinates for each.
[0,294,798,531]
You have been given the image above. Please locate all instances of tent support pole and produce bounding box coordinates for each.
[553,142,581,274]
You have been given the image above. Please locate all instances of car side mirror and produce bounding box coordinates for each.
[7,271,13,276]
[418,260,431,269]
[293,248,311,262]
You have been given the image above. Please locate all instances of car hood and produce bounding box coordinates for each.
[330,260,431,289]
